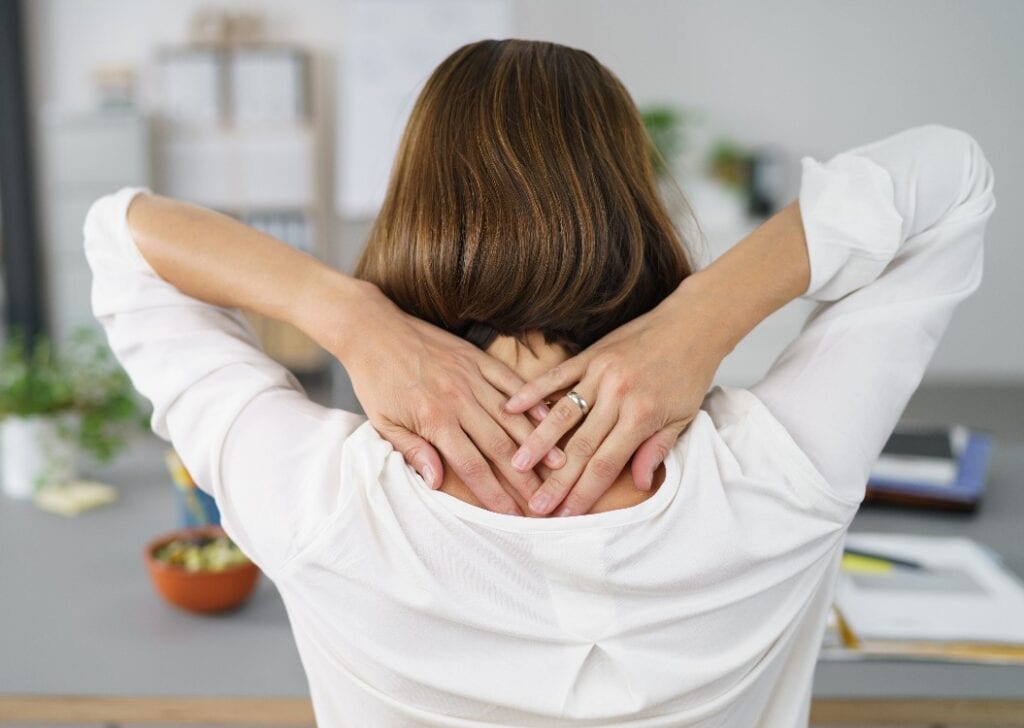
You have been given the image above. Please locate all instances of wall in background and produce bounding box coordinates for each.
[24,0,1024,385]
[23,0,347,270]
[514,0,1024,383]
[24,0,345,112]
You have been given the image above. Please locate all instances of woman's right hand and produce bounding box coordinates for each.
[502,272,734,516]
[319,277,563,515]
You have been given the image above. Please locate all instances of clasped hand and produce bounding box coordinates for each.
[338,276,728,517]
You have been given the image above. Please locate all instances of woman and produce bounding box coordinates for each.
[85,40,994,727]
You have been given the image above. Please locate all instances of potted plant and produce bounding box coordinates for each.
[0,328,143,499]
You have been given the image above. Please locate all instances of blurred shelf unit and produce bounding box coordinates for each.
[40,110,152,347]
[153,45,326,374]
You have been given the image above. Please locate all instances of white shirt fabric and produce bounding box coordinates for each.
[85,124,994,727]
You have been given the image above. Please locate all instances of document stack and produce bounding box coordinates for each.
[865,425,993,510]
[833,534,1024,664]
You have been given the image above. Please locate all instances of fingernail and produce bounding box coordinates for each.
[645,465,657,490]
[543,448,564,467]
[504,505,521,516]
[527,404,549,421]
[511,449,531,471]
[529,492,551,513]
[555,505,573,517]
[422,466,437,489]
[505,394,525,412]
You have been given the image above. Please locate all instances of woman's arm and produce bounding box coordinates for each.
[125,194,560,514]
[750,125,994,500]
[86,187,367,576]
[508,125,995,513]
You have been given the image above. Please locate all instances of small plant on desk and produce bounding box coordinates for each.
[0,327,145,498]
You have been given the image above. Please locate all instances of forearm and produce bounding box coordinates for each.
[126,193,370,351]
[668,200,809,355]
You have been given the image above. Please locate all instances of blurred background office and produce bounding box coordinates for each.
[1,2,1022,726]
[6,0,1021,403]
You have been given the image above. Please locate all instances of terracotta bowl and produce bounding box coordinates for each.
[144,525,260,614]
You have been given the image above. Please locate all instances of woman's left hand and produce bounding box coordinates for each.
[324,280,563,515]
[501,274,731,516]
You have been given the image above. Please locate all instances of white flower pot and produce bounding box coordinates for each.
[1,414,78,499]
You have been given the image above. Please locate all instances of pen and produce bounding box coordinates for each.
[843,547,924,570]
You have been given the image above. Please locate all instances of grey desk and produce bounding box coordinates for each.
[2,434,1022,726]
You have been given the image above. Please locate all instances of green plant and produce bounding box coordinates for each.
[0,328,145,463]
[0,333,74,416]
[708,138,753,192]
[641,104,686,178]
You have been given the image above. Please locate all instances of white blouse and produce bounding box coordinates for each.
[85,124,994,727]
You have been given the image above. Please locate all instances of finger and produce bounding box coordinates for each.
[556,423,648,516]
[631,424,685,490]
[511,384,592,472]
[526,397,616,515]
[469,381,565,468]
[504,357,588,414]
[528,402,552,424]
[456,401,544,502]
[482,375,551,427]
[464,370,561,466]
[435,428,523,515]
[377,423,444,489]
[476,354,527,397]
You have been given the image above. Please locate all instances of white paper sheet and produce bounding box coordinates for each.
[837,533,1024,644]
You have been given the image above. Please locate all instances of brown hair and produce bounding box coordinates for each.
[354,39,693,354]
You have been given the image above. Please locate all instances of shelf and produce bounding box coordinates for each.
[156,124,316,210]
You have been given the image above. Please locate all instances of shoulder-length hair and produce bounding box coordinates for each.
[354,39,694,354]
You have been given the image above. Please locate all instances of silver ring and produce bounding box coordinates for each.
[566,390,589,416]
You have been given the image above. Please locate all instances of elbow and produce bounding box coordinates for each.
[957,128,996,218]
[895,124,996,237]
[919,124,995,217]
[917,125,993,297]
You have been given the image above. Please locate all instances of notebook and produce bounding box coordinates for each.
[866,427,993,510]
[834,533,1024,664]
[871,426,965,486]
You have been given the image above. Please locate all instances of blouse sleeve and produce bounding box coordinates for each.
[750,125,996,504]
[84,187,366,578]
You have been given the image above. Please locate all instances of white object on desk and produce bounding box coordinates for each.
[1,415,76,499]
[837,533,1024,661]
[870,426,969,488]
[33,480,118,517]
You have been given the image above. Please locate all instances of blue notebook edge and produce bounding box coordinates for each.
[867,431,993,502]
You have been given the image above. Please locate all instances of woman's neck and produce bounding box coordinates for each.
[483,331,572,381]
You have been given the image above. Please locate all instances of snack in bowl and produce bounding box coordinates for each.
[144,525,260,613]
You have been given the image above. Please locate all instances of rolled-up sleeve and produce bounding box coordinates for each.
[85,187,365,577]
[752,125,996,505]
[798,153,903,300]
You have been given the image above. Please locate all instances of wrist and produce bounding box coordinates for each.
[665,270,746,358]
[289,267,381,359]
[671,201,808,356]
